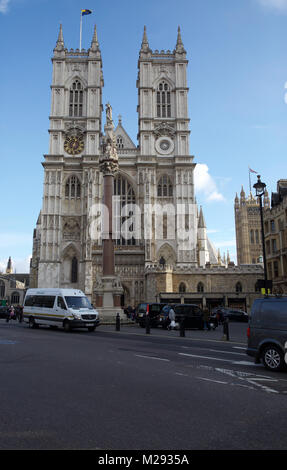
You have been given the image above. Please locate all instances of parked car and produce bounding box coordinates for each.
[173,304,204,330]
[136,303,166,328]
[0,306,10,320]
[210,307,249,326]
[246,296,287,371]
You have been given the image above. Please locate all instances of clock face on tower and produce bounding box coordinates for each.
[64,135,84,155]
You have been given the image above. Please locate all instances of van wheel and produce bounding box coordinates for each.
[29,317,37,329]
[262,345,284,371]
[63,320,71,333]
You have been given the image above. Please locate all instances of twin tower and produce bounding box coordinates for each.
[30,25,216,307]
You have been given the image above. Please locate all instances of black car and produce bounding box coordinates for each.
[136,303,166,328]
[247,296,287,371]
[210,307,249,326]
[0,306,10,320]
[173,304,204,330]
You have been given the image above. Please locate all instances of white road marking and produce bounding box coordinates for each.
[135,354,170,362]
[179,352,236,363]
[196,377,228,385]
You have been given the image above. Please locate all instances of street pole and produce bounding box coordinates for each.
[258,195,268,287]
[253,175,268,292]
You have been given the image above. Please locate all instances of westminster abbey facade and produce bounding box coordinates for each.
[30,24,263,312]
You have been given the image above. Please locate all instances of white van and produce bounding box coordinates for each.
[23,288,100,332]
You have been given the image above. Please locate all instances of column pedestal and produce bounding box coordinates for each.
[94,275,125,322]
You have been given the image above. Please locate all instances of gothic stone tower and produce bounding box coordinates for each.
[234,186,270,265]
[34,25,103,298]
[137,26,198,267]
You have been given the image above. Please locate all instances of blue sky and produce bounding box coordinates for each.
[0,0,287,272]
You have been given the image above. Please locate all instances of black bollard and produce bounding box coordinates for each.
[180,317,185,337]
[146,313,151,334]
[223,317,230,341]
[116,312,121,331]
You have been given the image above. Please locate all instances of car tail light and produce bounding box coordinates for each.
[247,326,250,338]
[146,304,149,315]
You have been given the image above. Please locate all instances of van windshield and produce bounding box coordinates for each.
[64,296,93,310]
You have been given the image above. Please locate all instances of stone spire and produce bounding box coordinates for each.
[175,26,186,54]
[140,26,151,53]
[198,206,206,229]
[54,24,65,52]
[217,249,221,265]
[90,24,100,51]
[240,186,246,204]
[227,250,231,264]
[6,256,12,274]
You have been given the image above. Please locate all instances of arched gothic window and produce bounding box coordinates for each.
[114,175,136,246]
[157,175,173,198]
[69,80,83,117]
[179,282,186,293]
[197,282,204,293]
[157,81,171,118]
[71,257,78,283]
[11,291,20,304]
[236,282,243,293]
[116,136,124,149]
[65,176,81,199]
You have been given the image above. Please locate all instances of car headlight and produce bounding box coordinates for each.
[73,313,81,319]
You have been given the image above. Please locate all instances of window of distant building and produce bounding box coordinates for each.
[156,81,171,118]
[69,80,83,117]
[235,282,242,293]
[157,175,173,198]
[71,257,78,283]
[179,282,186,293]
[65,176,81,199]
[197,282,204,293]
[114,175,136,246]
[116,136,124,149]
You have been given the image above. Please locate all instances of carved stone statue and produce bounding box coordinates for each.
[105,102,113,125]
[100,102,119,176]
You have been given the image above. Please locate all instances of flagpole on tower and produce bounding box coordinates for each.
[79,9,92,51]
[80,11,83,51]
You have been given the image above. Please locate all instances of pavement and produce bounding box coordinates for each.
[97,320,249,345]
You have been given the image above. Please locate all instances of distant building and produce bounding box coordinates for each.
[0,258,28,305]
[234,186,270,265]
[264,180,287,294]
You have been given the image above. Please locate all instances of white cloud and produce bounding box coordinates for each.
[256,0,287,12]
[0,0,10,13]
[194,163,225,202]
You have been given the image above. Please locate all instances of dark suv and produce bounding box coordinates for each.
[174,304,204,330]
[246,297,287,371]
[210,307,249,326]
[136,303,166,328]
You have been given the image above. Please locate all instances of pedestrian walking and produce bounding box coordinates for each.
[18,305,23,323]
[167,306,176,330]
[6,305,14,323]
[203,308,210,331]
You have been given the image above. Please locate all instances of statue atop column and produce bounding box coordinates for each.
[100,102,119,176]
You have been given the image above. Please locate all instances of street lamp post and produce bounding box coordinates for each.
[253,175,268,289]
